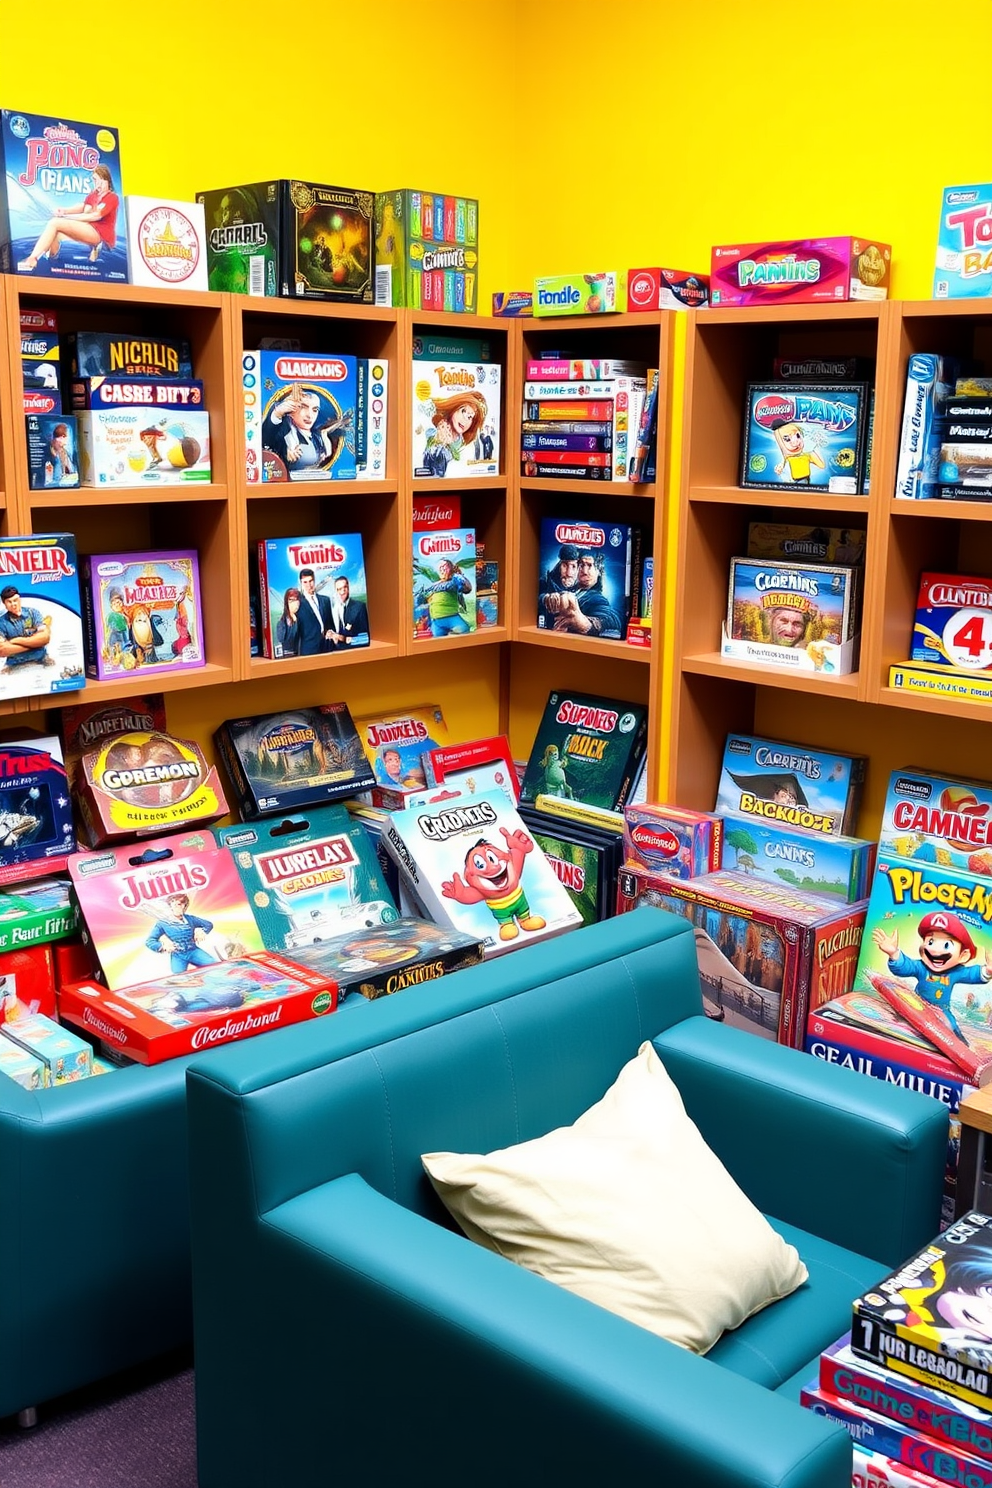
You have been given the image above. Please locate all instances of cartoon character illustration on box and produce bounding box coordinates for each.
[542,547,623,638]
[415,558,472,637]
[540,744,573,799]
[172,586,193,657]
[139,423,167,469]
[17,165,119,273]
[878,1236,992,1362]
[104,589,129,663]
[442,828,547,943]
[420,391,487,478]
[125,605,165,668]
[262,384,352,474]
[872,909,992,1038]
[297,568,334,655]
[771,419,825,484]
[43,424,75,486]
[0,586,52,670]
[276,587,302,657]
[142,892,224,974]
[326,575,369,649]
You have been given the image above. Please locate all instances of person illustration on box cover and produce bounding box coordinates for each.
[766,605,811,648]
[296,568,335,655]
[872,910,992,1039]
[276,586,302,657]
[0,586,52,669]
[420,391,487,477]
[415,558,471,637]
[325,576,369,649]
[541,545,622,638]
[144,893,217,975]
[262,384,352,475]
[17,164,120,273]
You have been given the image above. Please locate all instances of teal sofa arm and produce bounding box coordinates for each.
[655,1017,946,1267]
[196,1172,854,1488]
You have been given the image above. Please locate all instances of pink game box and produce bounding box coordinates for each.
[710,238,891,307]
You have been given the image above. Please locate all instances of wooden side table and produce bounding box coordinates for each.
[956,1085,992,1217]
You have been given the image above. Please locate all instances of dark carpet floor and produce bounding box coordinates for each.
[0,1350,197,1488]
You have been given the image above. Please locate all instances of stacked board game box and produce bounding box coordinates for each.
[715,733,867,838]
[288,917,485,1003]
[521,358,648,482]
[412,347,500,479]
[536,517,646,642]
[23,308,79,491]
[520,689,649,815]
[214,704,374,819]
[877,765,992,874]
[255,533,370,657]
[517,802,622,927]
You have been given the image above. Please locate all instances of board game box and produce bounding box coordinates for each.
[382,787,583,958]
[711,238,890,307]
[214,704,374,819]
[21,308,61,414]
[911,572,992,671]
[215,804,397,953]
[0,876,78,953]
[518,804,621,927]
[68,828,266,992]
[537,518,639,640]
[720,816,875,904]
[70,376,205,413]
[725,556,862,675]
[76,728,228,846]
[287,916,485,1002]
[57,950,337,1064]
[879,766,992,873]
[0,736,75,887]
[197,180,281,296]
[0,111,127,282]
[740,382,870,494]
[60,694,167,784]
[622,802,723,881]
[423,736,518,808]
[77,406,211,487]
[25,412,78,489]
[64,333,193,381]
[520,690,649,814]
[412,360,500,479]
[256,532,369,658]
[374,190,479,312]
[80,551,203,679]
[715,733,867,837]
[851,1211,992,1410]
[352,703,448,802]
[243,349,361,484]
[279,179,374,303]
[413,529,477,640]
[0,533,85,699]
[124,195,207,291]
[935,185,992,300]
[746,522,867,567]
[616,864,868,1045]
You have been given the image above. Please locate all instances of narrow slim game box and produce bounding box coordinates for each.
[243,349,360,484]
[725,557,862,676]
[124,196,208,291]
[287,917,485,1002]
[412,360,500,479]
[21,309,61,414]
[520,690,649,814]
[214,704,375,819]
[0,533,84,699]
[374,190,479,312]
[0,111,127,282]
[715,733,867,837]
[256,533,369,658]
[80,551,204,679]
[746,522,867,566]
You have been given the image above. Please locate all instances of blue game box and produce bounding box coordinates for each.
[537,517,641,641]
[715,733,867,838]
[0,534,85,701]
[243,350,364,484]
[740,382,870,494]
[256,533,369,659]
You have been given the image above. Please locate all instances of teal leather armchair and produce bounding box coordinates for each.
[187,909,947,1488]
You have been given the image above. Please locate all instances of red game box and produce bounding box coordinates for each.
[57,950,337,1064]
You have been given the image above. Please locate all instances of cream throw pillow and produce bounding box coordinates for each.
[422,1040,807,1354]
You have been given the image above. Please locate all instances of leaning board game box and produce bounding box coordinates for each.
[715,733,867,837]
[58,951,337,1065]
[215,805,397,954]
[725,557,861,676]
[287,917,485,1003]
[80,550,203,679]
[196,181,281,296]
[879,766,992,873]
[851,1211,992,1410]
[413,529,477,640]
[518,803,621,927]
[0,735,75,887]
[0,533,84,699]
[520,690,649,814]
[68,829,266,992]
[60,694,167,784]
[279,179,374,303]
[75,728,228,846]
[0,876,78,953]
[740,383,870,494]
[382,788,583,958]
[616,864,867,1046]
[124,196,208,292]
[374,190,479,312]
[214,704,374,819]
[352,703,448,801]
[412,361,500,479]
[256,532,369,658]
[537,517,638,639]
[243,349,361,484]
[0,112,127,282]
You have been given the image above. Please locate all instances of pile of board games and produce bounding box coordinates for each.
[800,1212,992,1488]
[520,352,655,484]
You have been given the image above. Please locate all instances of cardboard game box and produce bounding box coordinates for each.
[382,787,583,958]
[352,703,448,807]
[537,517,641,640]
[423,735,518,808]
[412,529,477,640]
[286,916,485,1002]
[75,728,228,846]
[740,382,870,494]
[279,179,373,303]
[77,406,211,487]
[622,802,723,881]
[911,572,992,672]
[724,557,862,676]
[0,876,78,953]
[720,817,875,904]
[934,184,992,300]
[878,766,992,873]
[64,333,193,381]
[215,805,397,953]
[520,690,649,815]
[256,532,369,658]
[411,360,500,479]
[68,828,266,992]
[746,521,867,567]
[0,533,84,699]
[80,550,203,680]
[243,349,362,484]
[124,195,207,291]
[0,111,127,282]
[60,694,167,785]
[710,237,890,307]
[25,412,78,490]
[374,189,479,312]
[21,309,61,414]
[715,733,866,837]
[518,803,621,927]
[214,704,375,820]
[58,950,337,1065]
[616,864,867,1046]
[70,375,205,413]
[197,180,281,296]
[0,736,75,887]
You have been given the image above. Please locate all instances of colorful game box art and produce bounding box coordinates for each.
[520,690,649,815]
[256,533,369,658]
[911,573,992,671]
[76,728,228,846]
[351,703,448,809]
[280,179,373,302]
[746,522,867,567]
[64,332,193,381]
[0,736,75,887]
[710,237,890,306]
[57,951,337,1065]
[60,694,167,785]
[124,195,208,291]
[21,309,60,414]
[77,406,211,487]
[68,828,266,992]
[382,788,583,958]
[725,557,862,675]
[616,865,867,1046]
[0,876,78,953]
[851,1211,992,1410]
[715,733,867,837]
[243,350,360,484]
[625,266,709,310]
[719,817,875,904]
[537,517,638,640]
[70,377,205,413]
[0,111,127,282]
[740,383,870,494]
[80,551,203,680]
[0,534,84,700]
[518,805,621,927]
[214,704,375,820]
[196,180,280,296]
[280,916,485,1003]
[412,529,477,640]
[412,360,500,479]
[25,412,78,489]
[216,805,397,954]
[622,802,723,881]
[935,185,992,299]
[374,189,479,312]
[879,767,992,873]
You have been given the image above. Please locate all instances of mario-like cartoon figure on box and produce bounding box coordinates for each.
[871,909,992,1038]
